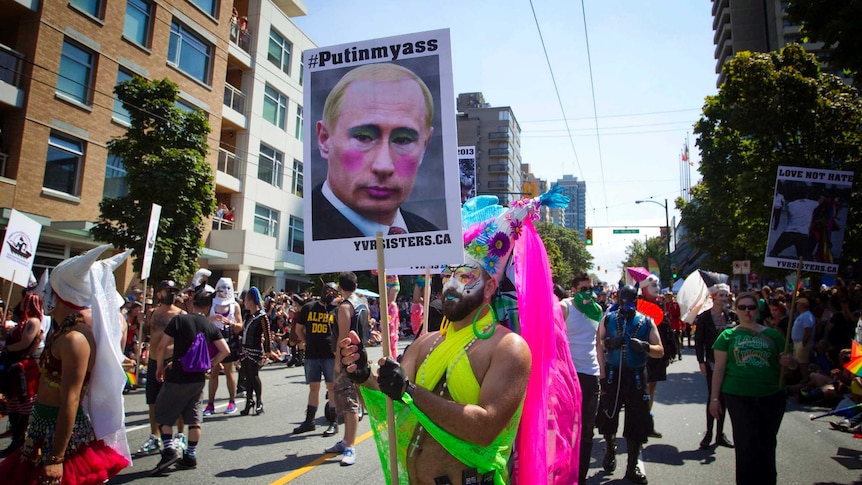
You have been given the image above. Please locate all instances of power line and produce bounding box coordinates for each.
[520,107,701,123]
[580,0,610,225]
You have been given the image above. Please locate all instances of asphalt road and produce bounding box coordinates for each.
[2,341,862,484]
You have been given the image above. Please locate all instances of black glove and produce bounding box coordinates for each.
[377,357,413,402]
[344,339,371,384]
[628,338,650,353]
[604,336,625,350]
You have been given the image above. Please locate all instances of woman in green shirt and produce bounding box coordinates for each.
[710,292,798,485]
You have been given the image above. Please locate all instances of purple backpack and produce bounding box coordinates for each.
[178,332,211,373]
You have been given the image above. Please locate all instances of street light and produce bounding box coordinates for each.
[635,198,671,289]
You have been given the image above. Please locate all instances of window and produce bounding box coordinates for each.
[267,29,292,75]
[258,143,284,188]
[263,84,287,130]
[70,0,102,18]
[124,0,152,46]
[103,154,128,199]
[175,99,198,113]
[290,159,303,197]
[288,216,304,254]
[299,54,304,85]
[168,20,213,84]
[189,0,216,17]
[57,40,94,105]
[294,105,303,140]
[113,68,133,124]
[254,204,279,239]
[44,133,84,196]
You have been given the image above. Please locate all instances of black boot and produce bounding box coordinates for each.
[699,429,713,450]
[241,398,255,416]
[602,435,617,473]
[293,405,317,433]
[625,443,648,485]
[254,400,264,416]
[323,406,338,436]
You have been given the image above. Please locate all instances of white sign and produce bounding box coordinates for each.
[764,166,854,274]
[140,203,161,280]
[0,209,43,286]
[458,145,476,204]
[732,260,750,275]
[302,29,463,273]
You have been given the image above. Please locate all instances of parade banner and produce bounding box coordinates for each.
[0,209,42,287]
[764,166,853,274]
[458,146,476,203]
[140,203,161,280]
[302,29,462,274]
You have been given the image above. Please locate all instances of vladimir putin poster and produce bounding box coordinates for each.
[302,29,462,274]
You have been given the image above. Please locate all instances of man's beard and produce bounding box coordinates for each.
[441,288,485,322]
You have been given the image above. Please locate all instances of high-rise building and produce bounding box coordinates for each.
[0,0,315,294]
[456,92,522,206]
[554,174,586,236]
[712,0,851,87]
[520,163,550,222]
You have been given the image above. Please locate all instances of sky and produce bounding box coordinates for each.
[293,0,718,283]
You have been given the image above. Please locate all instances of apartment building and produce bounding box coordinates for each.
[553,174,586,236]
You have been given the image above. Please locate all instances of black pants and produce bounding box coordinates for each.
[596,366,650,444]
[703,367,726,434]
[724,391,786,485]
[768,231,809,258]
[578,373,600,485]
[239,358,262,403]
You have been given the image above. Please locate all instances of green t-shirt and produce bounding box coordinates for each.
[712,326,787,397]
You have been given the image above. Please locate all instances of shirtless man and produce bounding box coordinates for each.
[340,258,531,484]
[136,280,186,456]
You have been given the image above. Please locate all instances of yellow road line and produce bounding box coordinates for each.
[269,430,375,485]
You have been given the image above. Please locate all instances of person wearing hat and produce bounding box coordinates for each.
[791,297,815,383]
[136,279,188,457]
[203,278,242,416]
[292,283,340,435]
[694,283,736,449]
[0,245,131,485]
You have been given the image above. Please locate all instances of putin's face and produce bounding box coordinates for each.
[317,78,433,225]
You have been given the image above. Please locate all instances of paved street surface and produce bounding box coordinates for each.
[2,342,862,484]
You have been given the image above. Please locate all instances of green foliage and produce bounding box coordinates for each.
[620,237,670,285]
[92,77,216,283]
[786,0,862,83]
[535,222,594,284]
[682,44,862,276]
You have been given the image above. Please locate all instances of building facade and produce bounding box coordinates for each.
[554,174,586,236]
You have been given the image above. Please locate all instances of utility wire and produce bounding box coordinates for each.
[580,0,610,224]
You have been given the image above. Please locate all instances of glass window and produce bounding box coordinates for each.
[288,216,304,254]
[299,53,304,86]
[103,154,128,199]
[44,133,84,195]
[267,29,292,75]
[175,99,197,113]
[57,40,94,105]
[168,20,213,84]
[263,84,287,130]
[70,0,102,18]
[258,143,284,188]
[294,104,303,140]
[124,0,152,46]
[189,0,216,16]
[254,204,279,239]
[113,68,134,124]
[290,159,303,197]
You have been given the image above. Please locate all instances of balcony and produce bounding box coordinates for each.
[488,147,510,158]
[488,131,510,141]
[216,148,241,193]
[207,228,277,269]
[486,163,507,173]
[224,83,245,113]
[212,217,234,230]
[229,21,251,53]
[488,180,509,189]
[0,43,25,108]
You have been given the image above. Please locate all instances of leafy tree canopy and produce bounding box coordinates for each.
[92,77,216,283]
[619,236,670,286]
[535,222,594,285]
[681,44,862,277]
[786,0,862,83]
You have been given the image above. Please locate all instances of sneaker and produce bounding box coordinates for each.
[176,453,197,469]
[151,448,180,475]
[340,447,356,466]
[225,401,238,414]
[136,434,162,456]
[174,433,187,454]
[203,403,215,416]
[325,440,347,454]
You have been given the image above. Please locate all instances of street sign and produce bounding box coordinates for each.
[612,229,640,234]
[732,260,751,275]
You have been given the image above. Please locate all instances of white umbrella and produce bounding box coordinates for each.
[356,288,379,298]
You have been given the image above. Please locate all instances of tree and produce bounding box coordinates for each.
[534,222,594,284]
[786,0,862,83]
[680,44,862,275]
[92,77,216,283]
[620,237,669,285]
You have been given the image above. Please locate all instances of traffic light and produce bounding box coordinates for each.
[585,228,593,245]
[672,266,678,279]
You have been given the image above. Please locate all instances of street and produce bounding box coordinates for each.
[2,342,862,484]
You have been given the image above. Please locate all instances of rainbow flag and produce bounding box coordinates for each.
[844,341,862,377]
[125,370,138,388]
[647,257,660,276]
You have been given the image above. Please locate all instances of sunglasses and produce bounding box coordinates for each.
[737,304,758,311]
[576,286,593,293]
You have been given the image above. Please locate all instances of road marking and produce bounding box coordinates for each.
[269,430,375,485]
